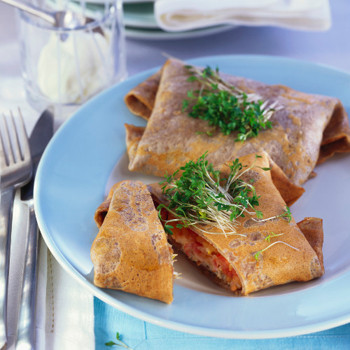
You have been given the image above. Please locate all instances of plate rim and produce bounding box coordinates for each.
[35,54,350,339]
[125,24,236,40]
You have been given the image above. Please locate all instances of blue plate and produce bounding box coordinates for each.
[35,55,350,339]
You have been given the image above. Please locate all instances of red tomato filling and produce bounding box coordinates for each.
[161,210,241,291]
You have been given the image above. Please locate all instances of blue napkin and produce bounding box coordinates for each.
[94,297,350,350]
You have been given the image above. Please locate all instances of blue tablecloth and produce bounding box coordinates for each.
[94,298,350,350]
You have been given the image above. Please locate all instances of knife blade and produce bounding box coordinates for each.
[20,108,54,201]
[15,108,54,350]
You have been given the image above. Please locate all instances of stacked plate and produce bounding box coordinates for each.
[49,0,234,40]
[122,0,234,40]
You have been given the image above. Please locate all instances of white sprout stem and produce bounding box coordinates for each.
[234,163,255,181]
[265,233,285,241]
[163,198,247,236]
[251,209,289,223]
[207,206,235,233]
[196,226,247,237]
[252,216,279,223]
[259,241,300,255]
[190,65,253,99]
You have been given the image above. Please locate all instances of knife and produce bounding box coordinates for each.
[15,109,54,350]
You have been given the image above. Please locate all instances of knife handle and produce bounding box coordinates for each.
[15,204,39,350]
[0,187,15,348]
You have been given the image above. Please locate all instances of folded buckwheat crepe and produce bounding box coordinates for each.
[124,58,350,186]
[91,180,174,303]
[95,153,324,295]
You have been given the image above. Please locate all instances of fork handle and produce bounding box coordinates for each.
[16,204,39,350]
[0,187,15,347]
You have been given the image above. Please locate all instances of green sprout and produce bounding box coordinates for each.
[182,65,281,142]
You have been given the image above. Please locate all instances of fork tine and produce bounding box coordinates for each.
[0,120,7,168]
[9,110,23,163]
[16,109,30,162]
[0,109,30,167]
[0,109,31,188]
[1,113,14,166]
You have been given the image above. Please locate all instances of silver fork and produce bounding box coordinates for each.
[0,110,32,348]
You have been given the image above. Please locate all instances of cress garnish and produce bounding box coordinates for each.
[254,232,299,261]
[182,65,281,141]
[105,332,133,349]
[157,153,290,236]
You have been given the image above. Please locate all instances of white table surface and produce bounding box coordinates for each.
[0,0,349,348]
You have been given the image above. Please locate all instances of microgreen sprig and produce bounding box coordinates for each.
[158,153,264,236]
[182,65,281,142]
[105,332,133,349]
[252,205,292,224]
[254,232,299,261]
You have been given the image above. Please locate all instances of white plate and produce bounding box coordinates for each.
[125,24,235,40]
[35,55,350,339]
[123,2,236,39]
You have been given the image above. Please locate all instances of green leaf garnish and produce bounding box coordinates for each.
[106,341,117,347]
[105,332,133,349]
[281,206,292,222]
[254,251,262,261]
[164,224,174,235]
[183,65,281,142]
[157,152,263,236]
[195,130,214,137]
[255,210,263,219]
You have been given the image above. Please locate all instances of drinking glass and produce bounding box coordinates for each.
[17,0,127,123]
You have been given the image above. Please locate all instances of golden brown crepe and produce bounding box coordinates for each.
[95,154,324,295]
[91,180,174,304]
[124,58,350,186]
[151,153,325,295]
[125,71,161,120]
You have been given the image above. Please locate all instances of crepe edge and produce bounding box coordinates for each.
[124,70,162,121]
[91,180,174,304]
[318,101,350,164]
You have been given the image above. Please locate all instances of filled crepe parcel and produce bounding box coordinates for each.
[95,153,325,296]
[91,180,174,304]
[151,153,324,295]
[124,58,350,186]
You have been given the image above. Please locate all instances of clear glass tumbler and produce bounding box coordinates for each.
[17,0,127,121]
